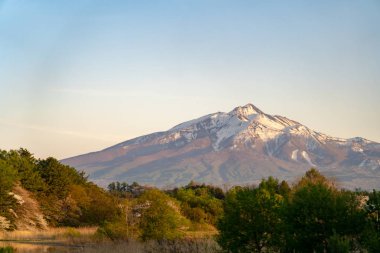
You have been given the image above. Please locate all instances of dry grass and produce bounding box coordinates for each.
[0,227,97,243]
[144,238,220,253]
[0,225,220,252]
[0,239,220,253]
[69,239,219,253]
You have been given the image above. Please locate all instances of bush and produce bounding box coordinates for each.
[170,184,223,225]
[97,220,130,241]
[136,189,185,241]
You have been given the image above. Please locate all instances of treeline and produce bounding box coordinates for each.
[0,148,120,229]
[217,169,380,253]
[105,172,380,252]
[0,148,224,241]
[102,180,225,241]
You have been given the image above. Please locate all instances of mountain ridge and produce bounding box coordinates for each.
[62,104,380,189]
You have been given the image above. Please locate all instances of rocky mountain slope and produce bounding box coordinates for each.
[62,104,380,189]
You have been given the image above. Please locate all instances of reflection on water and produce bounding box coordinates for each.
[0,241,84,253]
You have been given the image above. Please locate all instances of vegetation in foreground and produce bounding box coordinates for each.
[0,148,380,253]
[217,169,380,253]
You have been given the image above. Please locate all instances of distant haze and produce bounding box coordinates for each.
[0,0,379,159]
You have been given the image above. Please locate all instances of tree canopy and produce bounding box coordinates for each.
[217,177,286,253]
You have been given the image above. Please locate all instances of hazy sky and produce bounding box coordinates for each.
[1,0,379,159]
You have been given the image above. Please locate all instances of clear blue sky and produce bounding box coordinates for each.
[1,0,379,159]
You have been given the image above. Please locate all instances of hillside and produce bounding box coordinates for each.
[0,149,120,231]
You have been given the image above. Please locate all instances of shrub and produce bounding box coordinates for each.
[170,184,223,225]
[136,189,185,241]
[96,220,130,241]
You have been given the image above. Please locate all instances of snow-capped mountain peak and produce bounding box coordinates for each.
[62,103,380,190]
[231,103,263,117]
[166,104,335,151]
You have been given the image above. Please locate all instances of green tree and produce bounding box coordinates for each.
[80,183,121,225]
[136,189,184,241]
[0,149,46,193]
[217,178,284,253]
[36,157,85,199]
[173,187,223,224]
[283,169,366,252]
[0,160,17,196]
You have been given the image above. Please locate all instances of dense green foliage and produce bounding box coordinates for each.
[136,189,186,241]
[217,169,375,253]
[105,181,224,241]
[168,182,224,225]
[99,186,190,241]
[283,169,366,252]
[217,177,287,253]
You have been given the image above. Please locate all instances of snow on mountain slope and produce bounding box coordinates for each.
[61,104,380,190]
[291,149,299,161]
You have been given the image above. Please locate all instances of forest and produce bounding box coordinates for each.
[0,148,379,253]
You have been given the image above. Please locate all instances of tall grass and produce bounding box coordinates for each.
[0,227,220,253]
[78,238,219,253]
[0,227,97,243]
[1,239,219,253]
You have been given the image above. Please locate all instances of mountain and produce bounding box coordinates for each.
[61,104,380,189]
